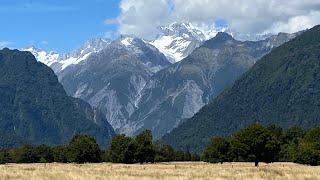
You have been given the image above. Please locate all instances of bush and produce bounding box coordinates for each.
[295,141,320,166]
[0,150,11,164]
[15,145,39,163]
[35,145,54,163]
[52,145,68,163]
[154,142,175,162]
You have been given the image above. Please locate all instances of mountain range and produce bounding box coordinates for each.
[23,22,299,139]
[130,31,297,138]
[162,25,320,153]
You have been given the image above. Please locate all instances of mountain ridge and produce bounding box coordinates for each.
[21,24,300,139]
[0,48,115,148]
[127,30,297,138]
[161,25,320,153]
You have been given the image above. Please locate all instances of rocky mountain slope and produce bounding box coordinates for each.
[24,24,298,139]
[129,32,297,138]
[0,48,115,148]
[162,25,320,153]
[57,37,170,134]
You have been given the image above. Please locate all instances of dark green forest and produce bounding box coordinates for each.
[0,48,115,148]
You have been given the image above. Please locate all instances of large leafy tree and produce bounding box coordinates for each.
[295,128,320,165]
[231,123,281,166]
[68,134,101,163]
[202,137,230,163]
[106,134,136,163]
[134,130,155,164]
[278,127,305,162]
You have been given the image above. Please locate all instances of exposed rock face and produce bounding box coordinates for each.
[57,39,170,134]
[128,32,297,138]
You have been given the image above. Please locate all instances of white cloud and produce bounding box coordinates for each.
[0,41,12,48]
[110,0,172,38]
[110,0,320,38]
[264,11,320,34]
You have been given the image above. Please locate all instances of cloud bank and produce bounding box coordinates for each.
[108,0,320,38]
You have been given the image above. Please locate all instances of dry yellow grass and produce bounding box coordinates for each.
[0,162,320,180]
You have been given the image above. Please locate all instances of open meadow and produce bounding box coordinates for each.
[0,162,320,180]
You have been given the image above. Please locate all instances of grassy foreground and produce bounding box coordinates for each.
[0,162,320,180]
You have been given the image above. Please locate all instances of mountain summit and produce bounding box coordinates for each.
[150,22,224,63]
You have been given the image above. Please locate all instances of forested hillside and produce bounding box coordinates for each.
[0,48,115,148]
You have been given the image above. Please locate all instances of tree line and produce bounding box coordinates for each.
[0,130,199,164]
[202,123,320,166]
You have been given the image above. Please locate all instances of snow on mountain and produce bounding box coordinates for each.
[23,23,226,68]
[58,36,170,135]
[23,38,112,73]
[115,36,171,73]
[21,46,60,66]
[121,37,134,46]
[58,38,111,71]
[150,22,225,63]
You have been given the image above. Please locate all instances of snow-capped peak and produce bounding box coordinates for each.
[67,38,111,58]
[157,22,207,42]
[57,38,111,71]
[23,38,112,72]
[150,22,225,63]
[21,46,60,66]
[121,36,134,47]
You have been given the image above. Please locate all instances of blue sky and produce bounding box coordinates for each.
[0,0,120,53]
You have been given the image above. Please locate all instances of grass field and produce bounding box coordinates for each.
[0,162,319,180]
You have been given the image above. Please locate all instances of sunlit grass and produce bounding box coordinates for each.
[0,162,319,180]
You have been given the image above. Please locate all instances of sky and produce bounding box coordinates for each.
[0,0,120,52]
[1,0,320,53]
